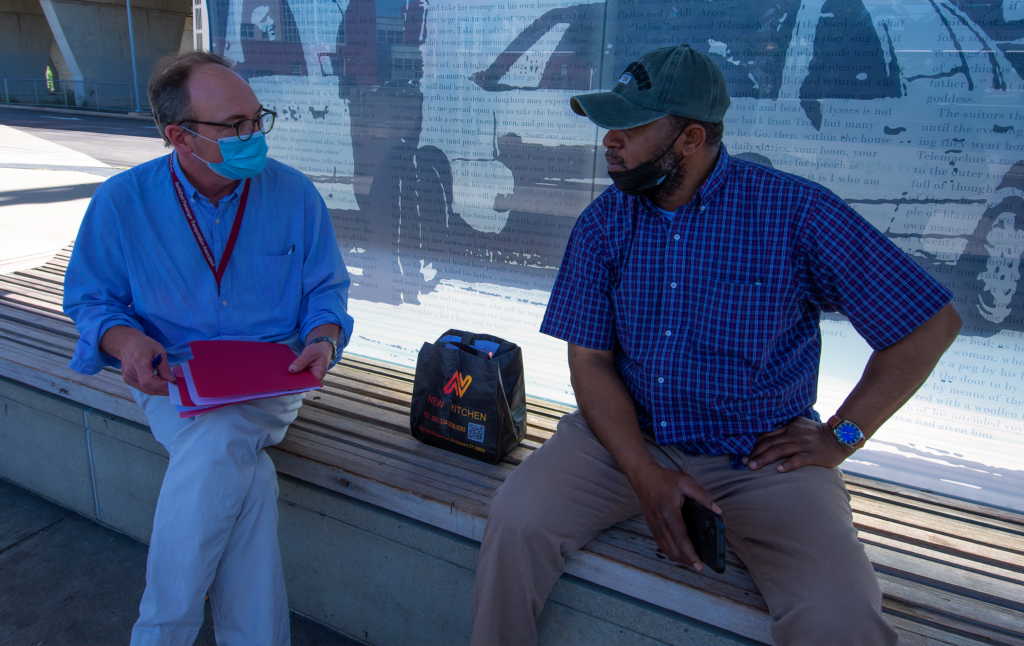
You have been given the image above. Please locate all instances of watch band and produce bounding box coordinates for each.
[827,415,842,430]
[308,335,337,365]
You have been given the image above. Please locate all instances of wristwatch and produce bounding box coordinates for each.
[308,335,337,365]
[827,415,865,449]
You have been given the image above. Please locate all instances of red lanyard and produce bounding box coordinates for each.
[169,156,251,290]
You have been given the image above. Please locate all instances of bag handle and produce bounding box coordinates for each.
[446,341,490,358]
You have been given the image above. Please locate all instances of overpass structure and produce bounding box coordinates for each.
[0,0,194,110]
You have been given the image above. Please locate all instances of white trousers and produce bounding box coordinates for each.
[129,388,305,646]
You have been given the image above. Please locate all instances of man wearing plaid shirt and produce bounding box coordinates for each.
[470,45,963,646]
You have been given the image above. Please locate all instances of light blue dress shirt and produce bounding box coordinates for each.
[64,152,354,375]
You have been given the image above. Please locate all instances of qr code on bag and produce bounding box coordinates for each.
[468,423,485,443]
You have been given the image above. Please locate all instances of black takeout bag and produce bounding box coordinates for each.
[410,330,527,463]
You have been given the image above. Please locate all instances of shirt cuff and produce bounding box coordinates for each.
[69,316,144,375]
[300,309,354,351]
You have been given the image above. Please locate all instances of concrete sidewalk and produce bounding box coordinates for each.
[0,124,109,273]
[0,477,361,645]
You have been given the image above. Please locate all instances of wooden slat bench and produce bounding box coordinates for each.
[1,247,1023,646]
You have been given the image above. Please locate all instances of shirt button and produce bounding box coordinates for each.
[661,421,667,428]
[215,218,221,224]
[658,377,664,384]
[221,300,228,307]
[670,282,677,288]
[700,205,706,212]
[673,234,680,241]
[665,330,672,337]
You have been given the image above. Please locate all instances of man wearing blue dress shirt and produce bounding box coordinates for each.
[63,51,353,645]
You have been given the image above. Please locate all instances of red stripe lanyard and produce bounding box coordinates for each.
[169,157,251,290]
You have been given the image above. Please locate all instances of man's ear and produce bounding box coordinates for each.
[678,124,707,157]
[165,124,191,153]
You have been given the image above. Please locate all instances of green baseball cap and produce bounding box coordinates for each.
[570,45,731,130]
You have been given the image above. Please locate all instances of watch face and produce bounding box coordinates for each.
[835,421,864,446]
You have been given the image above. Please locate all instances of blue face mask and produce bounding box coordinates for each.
[186,128,269,180]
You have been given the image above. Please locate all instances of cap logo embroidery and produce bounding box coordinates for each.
[618,73,633,85]
[622,61,652,90]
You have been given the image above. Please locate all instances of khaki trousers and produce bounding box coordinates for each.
[471,411,898,646]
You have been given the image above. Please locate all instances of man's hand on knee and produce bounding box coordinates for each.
[743,416,851,472]
[633,466,722,571]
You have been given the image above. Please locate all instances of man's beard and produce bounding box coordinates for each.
[605,130,686,199]
[652,149,686,201]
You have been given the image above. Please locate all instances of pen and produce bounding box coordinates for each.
[152,354,163,370]
[287,245,295,254]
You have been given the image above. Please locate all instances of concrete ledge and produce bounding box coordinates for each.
[0,376,754,645]
[277,476,755,646]
[87,410,166,543]
[0,377,95,518]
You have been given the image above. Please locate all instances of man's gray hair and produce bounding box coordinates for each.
[148,51,232,147]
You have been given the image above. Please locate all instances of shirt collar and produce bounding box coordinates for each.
[170,151,245,206]
[696,144,730,206]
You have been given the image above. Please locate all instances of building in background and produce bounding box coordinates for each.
[0,0,193,110]
[192,0,206,50]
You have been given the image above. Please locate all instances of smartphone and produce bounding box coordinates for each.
[682,499,726,574]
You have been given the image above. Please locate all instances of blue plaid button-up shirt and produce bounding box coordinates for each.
[541,147,951,457]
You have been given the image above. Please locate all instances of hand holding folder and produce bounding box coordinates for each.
[169,340,322,418]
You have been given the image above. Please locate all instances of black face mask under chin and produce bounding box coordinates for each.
[607,161,670,197]
[607,125,685,198]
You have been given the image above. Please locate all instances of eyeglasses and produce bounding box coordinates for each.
[178,109,277,141]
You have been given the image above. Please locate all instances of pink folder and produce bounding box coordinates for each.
[169,366,233,418]
[187,340,322,398]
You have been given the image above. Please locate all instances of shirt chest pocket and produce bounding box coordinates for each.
[692,280,775,363]
[253,253,300,307]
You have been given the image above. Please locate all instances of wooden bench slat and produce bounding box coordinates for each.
[0,288,69,317]
[0,291,76,324]
[8,264,71,287]
[859,532,1024,586]
[0,324,77,362]
[846,481,1024,536]
[289,410,517,486]
[0,276,67,303]
[286,423,506,496]
[280,430,499,510]
[853,512,1024,573]
[854,497,1024,556]
[300,391,548,464]
[0,339,143,425]
[565,538,776,644]
[594,525,765,602]
[884,597,1024,646]
[0,306,80,342]
[0,315,80,354]
[307,385,558,444]
[335,355,575,421]
[846,475,1024,527]
[866,543,1024,607]
[884,613,992,646]
[268,445,489,540]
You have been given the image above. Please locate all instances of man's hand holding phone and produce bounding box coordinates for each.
[632,465,722,571]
